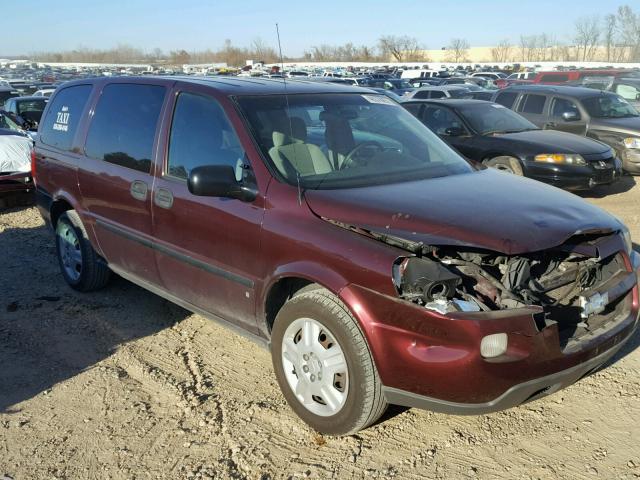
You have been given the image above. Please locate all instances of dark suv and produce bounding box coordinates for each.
[492,85,640,174]
[34,77,639,435]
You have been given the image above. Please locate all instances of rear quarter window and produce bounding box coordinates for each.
[84,83,165,173]
[519,94,547,114]
[39,84,93,151]
[494,91,518,108]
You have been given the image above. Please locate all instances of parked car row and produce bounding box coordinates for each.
[31,77,640,436]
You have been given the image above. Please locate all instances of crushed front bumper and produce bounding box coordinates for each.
[341,250,640,414]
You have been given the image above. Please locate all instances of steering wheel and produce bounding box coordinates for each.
[341,141,384,170]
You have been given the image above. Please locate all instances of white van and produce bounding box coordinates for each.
[401,69,439,80]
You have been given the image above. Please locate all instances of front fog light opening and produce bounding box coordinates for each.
[480,333,508,358]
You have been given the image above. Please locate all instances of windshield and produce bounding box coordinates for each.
[461,103,538,134]
[385,79,413,89]
[582,94,639,118]
[448,88,473,98]
[16,99,47,122]
[236,93,473,190]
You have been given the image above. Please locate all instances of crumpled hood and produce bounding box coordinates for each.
[304,169,622,255]
[496,129,610,156]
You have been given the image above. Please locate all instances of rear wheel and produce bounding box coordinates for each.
[485,156,523,176]
[271,288,387,435]
[55,211,111,292]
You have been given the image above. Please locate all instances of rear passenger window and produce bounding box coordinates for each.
[85,83,165,173]
[39,85,92,151]
[494,91,518,108]
[519,94,546,114]
[430,91,446,99]
[167,92,245,180]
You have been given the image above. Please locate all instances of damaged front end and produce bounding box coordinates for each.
[391,232,636,351]
[325,217,637,353]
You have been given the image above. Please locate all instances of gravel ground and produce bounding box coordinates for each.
[1,177,639,480]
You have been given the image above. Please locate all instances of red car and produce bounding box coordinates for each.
[34,77,639,435]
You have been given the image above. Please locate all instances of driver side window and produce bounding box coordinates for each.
[551,98,580,118]
[167,92,245,181]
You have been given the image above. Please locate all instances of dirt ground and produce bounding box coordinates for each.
[1,177,639,480]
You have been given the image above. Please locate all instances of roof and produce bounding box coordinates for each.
[415,85,470,91]
[501,84,611,97]
[403,98,491,107]
[11,96,48,102]
[60,75,374,96]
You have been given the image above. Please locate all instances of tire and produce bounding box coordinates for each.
[271,288,387,435]
[55,210,111,292]
[485,156,524,176]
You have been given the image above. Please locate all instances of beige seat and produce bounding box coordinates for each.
[268,117,332,177]
[322,112,356,170]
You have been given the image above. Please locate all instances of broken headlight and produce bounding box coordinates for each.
[393,257,461,303]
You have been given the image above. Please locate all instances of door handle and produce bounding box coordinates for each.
[545,122,557,129]
[130,180,148,201]
[154,188,174,209]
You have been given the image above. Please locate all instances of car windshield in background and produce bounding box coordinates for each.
[448,88,473,99]
[236,93,473,190]
[17,100,47,121]
[461,103,539,135]
[582,94,639,118]
[384,79,413,89]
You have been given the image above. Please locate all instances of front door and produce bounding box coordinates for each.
[77,81,168,285]
[548,97,587,135]
[151,88,264,332]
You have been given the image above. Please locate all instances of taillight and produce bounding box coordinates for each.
[30,149,37,182]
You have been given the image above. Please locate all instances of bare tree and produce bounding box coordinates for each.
[574,15,601,61]
[444,38,470,63]
[250,38,278,63]
[491,39,512,62]
[615,5,640,61]
[519,35,537,61]
[378,35,423,62]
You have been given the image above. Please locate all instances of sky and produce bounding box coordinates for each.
[2,0,624,57]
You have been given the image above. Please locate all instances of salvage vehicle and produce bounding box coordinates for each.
[493,85,640,174]
[34,77,639,435]
[3,96,47,132]
[0,87,20,105]
[403,99,621,190]
[0,128,33,203]
[405,85,474,100]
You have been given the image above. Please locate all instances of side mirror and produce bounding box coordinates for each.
[187,165,257,202]
[444,126,465,137]
[636,93,640,101]
[561,111,580,121]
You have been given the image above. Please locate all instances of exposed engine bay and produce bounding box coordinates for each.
[324,218,633,348]
[391,236,631,348]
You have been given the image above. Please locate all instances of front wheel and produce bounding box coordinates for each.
[271,288,387,435]
[485,156,524,176]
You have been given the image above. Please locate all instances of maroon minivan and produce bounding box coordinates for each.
[34,77,639,435]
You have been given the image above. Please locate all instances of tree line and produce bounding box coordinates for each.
[28,5,640,66]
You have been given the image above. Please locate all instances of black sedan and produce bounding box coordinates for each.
[403,99,622,190]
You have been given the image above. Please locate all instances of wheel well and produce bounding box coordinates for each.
[265,277,318,332]
[50,199,73,227]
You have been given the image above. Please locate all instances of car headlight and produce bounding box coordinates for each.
[534,153,586,166]
[621,227,633,255]
[623,137,640,149]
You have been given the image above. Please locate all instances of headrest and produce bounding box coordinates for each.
[272,117,307,147]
